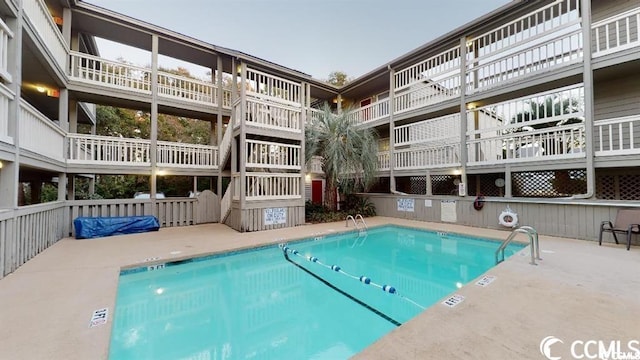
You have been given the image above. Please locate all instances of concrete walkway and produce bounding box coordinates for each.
[0,217,638,359]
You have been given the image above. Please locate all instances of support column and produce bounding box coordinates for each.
[0,14,22,209]
[58,88,69,202]
[388,67,396,193]
[581,0,595,199]
[216,56,223,198]
[458,36,469,197]
[300,82,308,206]
[239,62,247,220]
[150,35,159,200]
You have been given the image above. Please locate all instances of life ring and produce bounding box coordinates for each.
[498,208,518,228]
[473,195,485,211]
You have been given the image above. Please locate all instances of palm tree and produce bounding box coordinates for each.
[305,103,379,211]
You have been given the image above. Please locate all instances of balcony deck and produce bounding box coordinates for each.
[0,218,637,359]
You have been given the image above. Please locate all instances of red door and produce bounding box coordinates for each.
[311,180,323,205]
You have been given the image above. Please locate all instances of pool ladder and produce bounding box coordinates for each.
[346,214,368,231]
[495,225,541,265]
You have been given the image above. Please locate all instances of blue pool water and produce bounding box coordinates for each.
[108,225,524,359]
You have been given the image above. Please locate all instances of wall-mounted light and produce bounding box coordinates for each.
[466,103,476,110]
[0,161,3,169]
[52,16,63,25]
[305,174,311,183]
[36,86,46,93]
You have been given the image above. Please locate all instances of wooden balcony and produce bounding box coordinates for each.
[592,7,640,57]
[68,51,232,109]
[245,172,302,200]
[20,99,65,162]
[246,139,301,170]
[346,98,390,126]
[0,17,13,83]
[594,115,640,156]
[24,0,68,72]
[67,133,219,169]
[0,84,13,145]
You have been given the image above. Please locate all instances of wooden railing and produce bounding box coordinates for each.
[245,97,302,133]
[346,98,390,125]
[594,115,640,156]
[23,0,68,71]
[232,174,241,200]
[395,47,461,90]
[67,134,218,168]
[377,151,390,171]
[69,51,152,94]
[246,139,301,170]
[395,144,460,169]
[466,30,583,94]
[0,84,14,144]
[157,71,217,106]
[395,114,460,146]
[20,99,65,161]
[219,124,232,166]
[592,7,640,57]
[246,172,301,200]
[222,88,233,109]
[1,202,66,278]
[157,140,218,169]
[306,156,323,174]
[246,68,301,106]
[0,17,13,82]
[220,180,232,222]
[67,134,151,165]
[394,75,461,114]
[466,124,585,165]
[308,108,323,123]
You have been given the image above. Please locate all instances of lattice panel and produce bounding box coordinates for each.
[512,169,586,197]
[467,173,505,197]
[394,176,426,195]
[619,175,640,200]
[431,175,458,195]
[596,174,616,200]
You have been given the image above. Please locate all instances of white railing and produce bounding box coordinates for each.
[246,139,301,170]
[309,108,323,124]
[394,74,461,114]
[222,88,233,109]
[467,0,580,60]
[157,71,216,106]
[306,156,323,174]
[78,102,96,124]
[220,180,233,222]
[245,98,302,133]
[395,114,461,147]
[233,100,241,129]
[67,134,151,165]
[395,144,460,170]
[1,202,65,278]
[395,47,461,90]
[246,172,301,200]
[157,141,218,169]
[594,115,640,156]
[0,17,14,82]
[69,51,152,94]
[466,30,583,94]
[246,68,301,106]
[377,151,390,171]
[592,7,640,57]
[20,100,65,161]
[346,99,390,126]
[219,124,232,166]
[154,198,197,227]
[0,84,14,144]
[466,124,585,165]
[23,0,68,71]
[232,174,240,200]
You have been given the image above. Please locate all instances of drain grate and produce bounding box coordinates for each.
[475,275,496,287]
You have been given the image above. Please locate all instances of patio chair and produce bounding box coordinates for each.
[599,209,640,250]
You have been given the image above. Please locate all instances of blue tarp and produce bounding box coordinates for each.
[74,216,160,239]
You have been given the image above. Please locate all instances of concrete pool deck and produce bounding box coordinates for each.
[0,217,638,359]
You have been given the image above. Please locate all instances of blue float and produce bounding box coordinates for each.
[74,216,160,239]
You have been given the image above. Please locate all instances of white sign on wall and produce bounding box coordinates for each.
[397,198,415,212]
[441,200,457,222]
[264,208,287,225]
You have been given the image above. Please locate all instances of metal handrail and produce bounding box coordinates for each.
[346,215,359,229]
[496,226,540,265]
[355,214,368,230]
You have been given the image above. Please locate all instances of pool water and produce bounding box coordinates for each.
[108,225,524,359]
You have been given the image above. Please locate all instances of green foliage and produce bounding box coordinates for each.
[326,71,351,87]
[305,103,379,211]
[342,194,376,217]
[305,200,348,223]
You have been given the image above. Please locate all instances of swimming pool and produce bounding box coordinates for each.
[108,225,524,359]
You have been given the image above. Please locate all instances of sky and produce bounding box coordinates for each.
[86,0,512,81]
